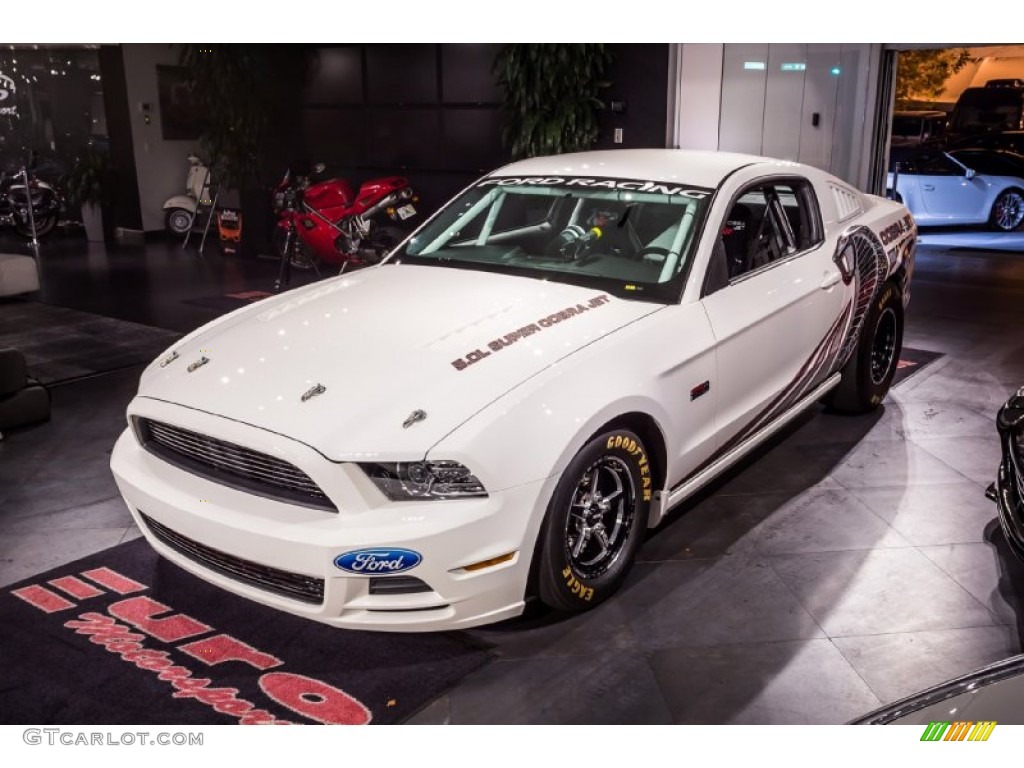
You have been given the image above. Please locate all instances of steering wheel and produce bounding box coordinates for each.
[547,224,590,260]
[636,246,671,262]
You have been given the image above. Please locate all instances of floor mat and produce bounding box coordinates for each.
[0,538,491,725]
[0,300,181,385]
[181,291,272,314]
[892,346,944,387]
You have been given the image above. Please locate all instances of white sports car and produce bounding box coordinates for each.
[888,148,1024,231]
[110,149,917,632]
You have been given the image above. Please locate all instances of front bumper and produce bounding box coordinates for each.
[109,398,552,632]
[990,388,1024,562]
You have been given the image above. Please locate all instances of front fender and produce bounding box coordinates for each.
[427,302,716,499]
[163,195,197,213]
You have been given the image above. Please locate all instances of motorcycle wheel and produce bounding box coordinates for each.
[273,228,321,272]
[289,243,321,271]
[165,208,194,235]
[15,212,57,238]
[369,225,405,260]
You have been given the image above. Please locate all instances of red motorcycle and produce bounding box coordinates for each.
[272,163,418,289]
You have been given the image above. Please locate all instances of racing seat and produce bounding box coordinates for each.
[721,203,753,277]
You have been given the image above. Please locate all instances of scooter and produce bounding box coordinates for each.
[272,163,417,289]
[163,155,212,236]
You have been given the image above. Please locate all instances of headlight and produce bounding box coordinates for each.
[359,461,487,500]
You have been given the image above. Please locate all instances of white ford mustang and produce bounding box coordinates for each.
[110,150,917,632]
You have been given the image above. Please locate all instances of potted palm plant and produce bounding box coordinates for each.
[493,44,613,160]
[62,147,114,242]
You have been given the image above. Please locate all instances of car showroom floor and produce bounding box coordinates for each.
[1,234,1023,724]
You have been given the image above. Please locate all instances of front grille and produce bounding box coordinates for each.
[140,512,325,604]
[368,576,433,595]
[136,418,335,511]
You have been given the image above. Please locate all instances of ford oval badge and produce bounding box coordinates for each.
[334,548,422,574]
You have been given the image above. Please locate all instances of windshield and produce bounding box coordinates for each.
[390,176,713,302]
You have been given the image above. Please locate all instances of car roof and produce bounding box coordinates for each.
[489,149,814,190]
[894,110,947,118]
[950,147,1024,164]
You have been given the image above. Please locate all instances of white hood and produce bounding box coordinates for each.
[138,265,661,460]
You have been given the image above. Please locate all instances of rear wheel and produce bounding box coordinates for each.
[827,281,903,413]
[989,188,1024,232]
[368,225,404,261]
[537,429,651,612]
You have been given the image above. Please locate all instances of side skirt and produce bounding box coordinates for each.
[648,372,842,527]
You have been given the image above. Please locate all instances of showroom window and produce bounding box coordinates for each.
[0,47,106,179]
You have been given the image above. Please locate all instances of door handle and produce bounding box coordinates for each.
[922,184,935,191]
[820,271,842,289]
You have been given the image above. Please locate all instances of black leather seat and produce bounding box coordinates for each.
[721,203,753,277]
[0,347,50,434]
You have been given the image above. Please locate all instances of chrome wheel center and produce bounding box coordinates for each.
[564,456,637,580]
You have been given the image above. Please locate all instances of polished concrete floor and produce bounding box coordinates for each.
[1,233,1023,724]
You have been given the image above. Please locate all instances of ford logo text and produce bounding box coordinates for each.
[334,548,422,574]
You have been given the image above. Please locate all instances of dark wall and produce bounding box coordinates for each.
[100,44,670,247]
[99,45,142,231]
[295,43,670,213]
[297,44,505,216]
[595,44,671,151]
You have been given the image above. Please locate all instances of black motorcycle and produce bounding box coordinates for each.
[0,155,62,239]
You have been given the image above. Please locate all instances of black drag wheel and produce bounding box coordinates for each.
[989,188,1024,232]
[828,280,904,413]
[165,208,194,235]
[537,429,652,612]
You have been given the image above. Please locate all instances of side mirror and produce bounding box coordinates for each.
[965,168,976,180]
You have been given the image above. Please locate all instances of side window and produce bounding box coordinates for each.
[714,179,822,284]
[914,152,961,176]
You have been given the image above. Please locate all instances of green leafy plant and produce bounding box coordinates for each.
[180,45,312,191]
[494,44,612,160]
[895,48,977,109]
[61,147,114,208]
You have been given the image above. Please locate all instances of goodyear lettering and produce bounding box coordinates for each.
[606,434,653,501]
[452,295,610,372]
[561,566,595,602]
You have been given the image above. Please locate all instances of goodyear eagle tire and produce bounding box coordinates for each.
[537,429,651,612]
[828,280,903,413]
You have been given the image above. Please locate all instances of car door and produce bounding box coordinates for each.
[700,177,846,451]
[915,152,989,222]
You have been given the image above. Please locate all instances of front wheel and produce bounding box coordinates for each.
[537,429,651,612]
[15,211,57,238]
[165,208,194,235]
[827,281,904,413]
[989,189,1024,232]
